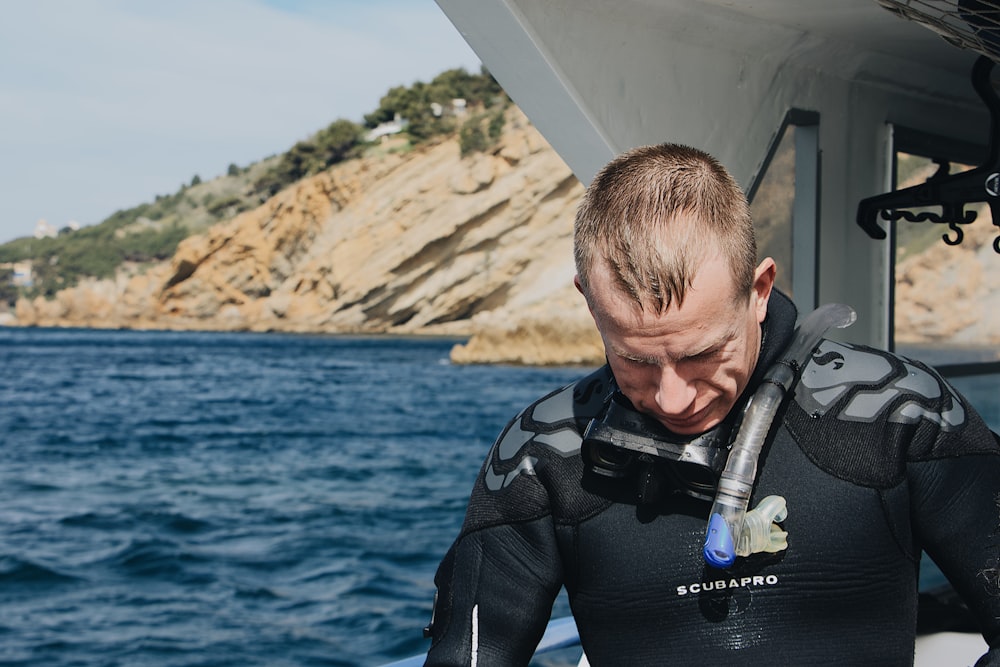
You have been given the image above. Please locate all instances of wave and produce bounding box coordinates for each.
[0,555,81,586]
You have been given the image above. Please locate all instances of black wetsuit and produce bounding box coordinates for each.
[424,291,1000,666]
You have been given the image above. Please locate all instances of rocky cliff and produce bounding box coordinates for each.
[10,107,998,364]
[13,108,605,366]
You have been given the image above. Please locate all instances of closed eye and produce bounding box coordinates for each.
[689,347,721,361]
[619,353,658,367]
[681,344,728,365]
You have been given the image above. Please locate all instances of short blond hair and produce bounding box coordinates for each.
[574,143,757,312]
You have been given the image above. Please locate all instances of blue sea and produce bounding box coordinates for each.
[0,328,587,667]
[2,328,997,667]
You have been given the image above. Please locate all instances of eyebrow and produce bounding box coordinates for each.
[612,326,737,366]
[613,348,661,365]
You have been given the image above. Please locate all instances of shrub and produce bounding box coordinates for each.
[460,121,488,157]
[365,67,506,146]
[207,196,245,218]
[252,118,363,198]
[0,268,17,306]
[488,108,506,140]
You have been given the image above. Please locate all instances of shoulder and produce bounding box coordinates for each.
[461,366,615,530]
[491,365,613,465]
[796,339,965,429]
[786,340,996,487]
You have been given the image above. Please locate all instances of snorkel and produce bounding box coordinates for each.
[702,303,857,568]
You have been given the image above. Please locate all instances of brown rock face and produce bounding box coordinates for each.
[449,282,604,366]
[893,205,1000,346]
[14,108,604,366]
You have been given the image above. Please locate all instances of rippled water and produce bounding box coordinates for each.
[0,328,586,666]
[3,328,996,666]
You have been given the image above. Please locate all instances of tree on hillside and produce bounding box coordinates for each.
[427,67,504,105]
[318,119,366,164]
[364,67,505,142]
[0,268,17,306]
[252,118,364,199]
[365,83,443,141]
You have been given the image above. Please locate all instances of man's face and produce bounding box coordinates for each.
[582,253,773,435]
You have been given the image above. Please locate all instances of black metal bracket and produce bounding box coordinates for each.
[857,55,1000,253]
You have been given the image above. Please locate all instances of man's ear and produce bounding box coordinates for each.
[574,275,595,314]
[575,274,604,331]
[752,258,776,323]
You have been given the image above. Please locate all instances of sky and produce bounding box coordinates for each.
[0,0,482,244]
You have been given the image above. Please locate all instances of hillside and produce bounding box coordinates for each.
[8,106,605,366]
[3,103,997,365]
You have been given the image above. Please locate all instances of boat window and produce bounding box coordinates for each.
[749,112,819,312]
[750,127,794,297]
[891,152,994,358]
[890,146,999,431]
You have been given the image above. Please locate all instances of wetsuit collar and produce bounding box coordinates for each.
[742,288,798,405]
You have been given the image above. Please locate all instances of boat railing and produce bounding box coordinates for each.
[381,615,582,666]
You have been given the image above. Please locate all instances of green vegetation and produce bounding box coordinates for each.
[252,67,506,198]
[0,267,17,306]
[0,210,188,297]
[459,106,506,157]
[459,121,488,157]
[252,118,365,199]
[365,67,505,142]
[0,66,508,303]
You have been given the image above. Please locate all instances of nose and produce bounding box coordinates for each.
[653,363,697,416]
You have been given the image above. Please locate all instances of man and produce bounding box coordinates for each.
[423,143,1000,665]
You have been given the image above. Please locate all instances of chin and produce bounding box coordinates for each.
[673,423,718,436]
[661,413,723,436]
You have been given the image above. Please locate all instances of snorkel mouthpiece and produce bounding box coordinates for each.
[702,303,856,568]
[705,494,788,567]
